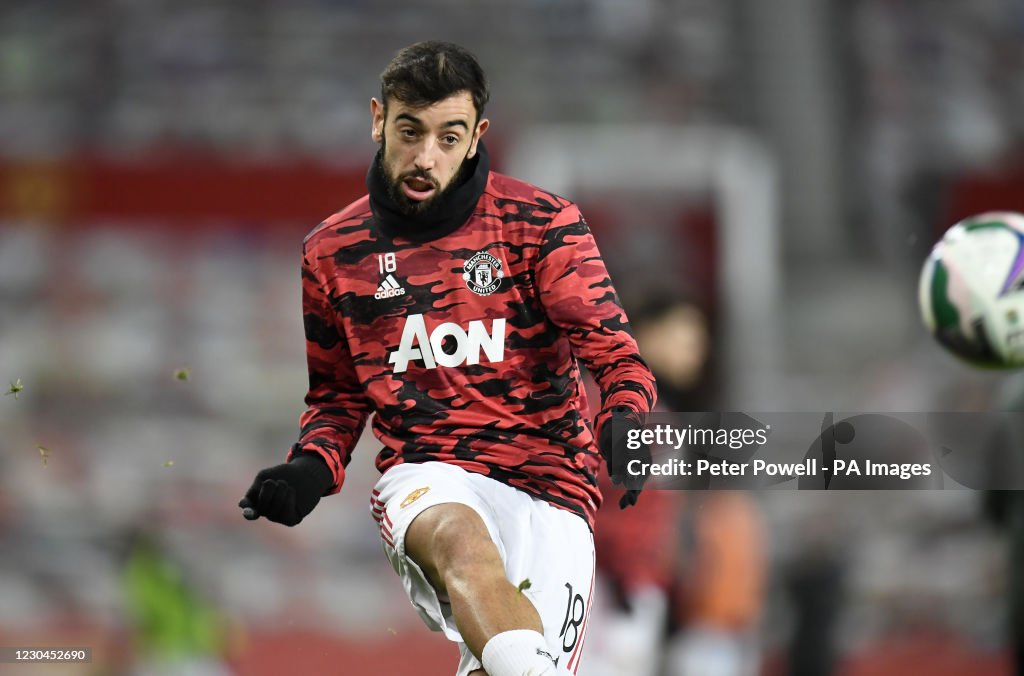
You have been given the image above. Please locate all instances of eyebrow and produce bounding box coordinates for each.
[394,112,469,131]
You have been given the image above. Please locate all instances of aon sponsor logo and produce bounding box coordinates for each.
[388,314,506,373]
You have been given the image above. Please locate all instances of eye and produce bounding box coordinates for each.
[399,128,418,140]
[441,134,460,146]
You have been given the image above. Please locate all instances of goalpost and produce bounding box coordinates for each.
[505,125,782,407]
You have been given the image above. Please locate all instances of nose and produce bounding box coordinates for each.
[413,138,439,172]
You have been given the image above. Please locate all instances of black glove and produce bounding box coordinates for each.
[598,406,650,509]
[238,453,334,526]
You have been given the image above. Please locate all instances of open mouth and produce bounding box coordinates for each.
[401,175,437,201]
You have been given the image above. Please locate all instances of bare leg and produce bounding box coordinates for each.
[404,502,544,660]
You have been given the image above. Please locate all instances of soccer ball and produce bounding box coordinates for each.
[918,211,1024,369]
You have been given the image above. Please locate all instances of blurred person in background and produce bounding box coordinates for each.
[120,527,233,676]
[982,374,1024,676]
[584,296,766,676]
[237,41,656,676]
[585,470,681,676]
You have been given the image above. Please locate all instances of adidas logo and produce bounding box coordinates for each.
[374,274,406,300]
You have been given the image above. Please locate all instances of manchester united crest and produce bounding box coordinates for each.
[463,251,504,296]
[400,486,431,508]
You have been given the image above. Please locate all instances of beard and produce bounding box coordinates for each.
[378,138,473,217]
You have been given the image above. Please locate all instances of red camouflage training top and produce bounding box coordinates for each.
[288,171,656,528]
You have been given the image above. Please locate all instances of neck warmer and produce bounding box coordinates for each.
[366,141,490,242]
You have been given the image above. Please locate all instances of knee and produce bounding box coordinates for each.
[424,503,496,573]
[406,503,501,586]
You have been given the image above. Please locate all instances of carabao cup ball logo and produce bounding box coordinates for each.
[463,251,504,296]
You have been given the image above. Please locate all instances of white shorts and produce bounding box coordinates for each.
[370,461,596,676]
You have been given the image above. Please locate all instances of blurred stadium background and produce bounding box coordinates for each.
[1,0,1023,674]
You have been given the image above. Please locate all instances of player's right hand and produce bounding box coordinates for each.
[238,453,334,526]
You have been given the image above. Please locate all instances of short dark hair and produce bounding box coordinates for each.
[380,41,489,118]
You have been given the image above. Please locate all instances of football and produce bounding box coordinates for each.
[918,211,1024,369]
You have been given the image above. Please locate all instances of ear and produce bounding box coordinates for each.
[370,98,385,143]
[467,118,490,158]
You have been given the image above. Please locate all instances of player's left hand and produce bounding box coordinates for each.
[618,489,641,509]
[598,407,650,509]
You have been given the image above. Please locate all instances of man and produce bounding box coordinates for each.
[585,297,766,676]
[239,41,656,676]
